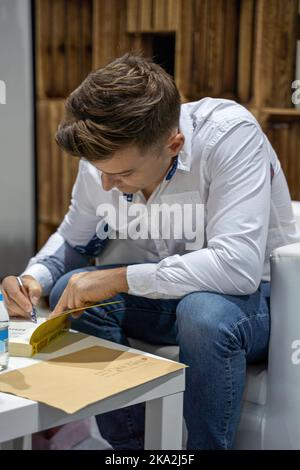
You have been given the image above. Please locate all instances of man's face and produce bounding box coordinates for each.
[90,131,184,195]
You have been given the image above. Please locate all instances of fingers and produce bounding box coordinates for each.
[1,276,33,318]
[49,274,85,320]
[49,288,68,319]
[1,289,29,318]
[22,275,42,306]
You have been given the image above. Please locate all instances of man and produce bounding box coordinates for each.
[2,54,300,450]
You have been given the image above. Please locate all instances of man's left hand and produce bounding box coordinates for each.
[49,267,128,319]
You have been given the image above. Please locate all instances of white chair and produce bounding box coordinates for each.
[128,201,300,449]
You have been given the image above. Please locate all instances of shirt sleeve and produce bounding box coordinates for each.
[22,160,110,295]
[126,121,271,299]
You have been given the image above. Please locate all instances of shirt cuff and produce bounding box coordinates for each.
[21,263,54,296]
[126,263,160,298]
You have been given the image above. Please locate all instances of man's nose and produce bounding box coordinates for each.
[101,173,118,191]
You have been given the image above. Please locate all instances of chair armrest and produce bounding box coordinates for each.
[262,242,300,447]
[267,242,300,405]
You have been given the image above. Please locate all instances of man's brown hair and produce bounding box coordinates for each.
[55,54,181,161]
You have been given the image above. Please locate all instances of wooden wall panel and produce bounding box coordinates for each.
[167,0,180,31]
[37,100,52,225]
[51,0,66,97]
[176,0,239,101]
[127,0,140,32]
[202,0,225,96]
[237,0,255,103]
[81,0,93,79]
[175,0,194,99]
[252,0,298,107]
[35,0,52,98]
[66,0,82,93]
[36,100,79,243]
[93,0,158,69]
[93,0,130,68]
[126,0,179,32]
[222,0,238,96]
[36,0,93,98]
[49,100,62,225]
[140,0,153,31]
[34,0,300,247]
[266,121,300,200]
[153,0,167,31]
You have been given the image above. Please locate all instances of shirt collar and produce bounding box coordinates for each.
[176,104,193,172]
[165,155,178,181]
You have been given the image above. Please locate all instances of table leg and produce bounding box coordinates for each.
[144,392,184,450]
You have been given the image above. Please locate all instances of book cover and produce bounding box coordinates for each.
[8,313,70,357]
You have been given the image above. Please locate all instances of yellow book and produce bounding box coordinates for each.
[8,313,70,357]
[8,300,123,357]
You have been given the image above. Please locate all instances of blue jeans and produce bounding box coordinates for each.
[49,264,270,450]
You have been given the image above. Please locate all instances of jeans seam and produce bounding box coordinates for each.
[225,312,269,345]
[120,307,176,315]
[83,307,176,317]
[231,312,269,332]
[222,355,234,449]
[221,312,269,448]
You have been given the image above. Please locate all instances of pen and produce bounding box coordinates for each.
[16,276,38,323]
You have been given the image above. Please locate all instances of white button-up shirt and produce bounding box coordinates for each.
[23,98,300,299]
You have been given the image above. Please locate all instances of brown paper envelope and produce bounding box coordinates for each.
[0,346,187,413]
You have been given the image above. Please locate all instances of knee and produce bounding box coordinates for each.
[176,291,232,342]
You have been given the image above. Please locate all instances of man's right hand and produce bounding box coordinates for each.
[1,275,42,319]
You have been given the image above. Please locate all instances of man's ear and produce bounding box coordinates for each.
[167,132,185,156]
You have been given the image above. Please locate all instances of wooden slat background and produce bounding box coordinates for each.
[252,0,298,108]
[34,0,300,248]
[36,99,79,246]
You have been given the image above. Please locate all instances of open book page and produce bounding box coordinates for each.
[8,301,124,357]
[8,313,71,357]
[9,317,46,343]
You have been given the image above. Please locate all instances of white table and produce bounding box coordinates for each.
[0,333,185,450]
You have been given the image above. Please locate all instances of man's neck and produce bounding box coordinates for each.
[142,156,176,201]
[142,185,156,201]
